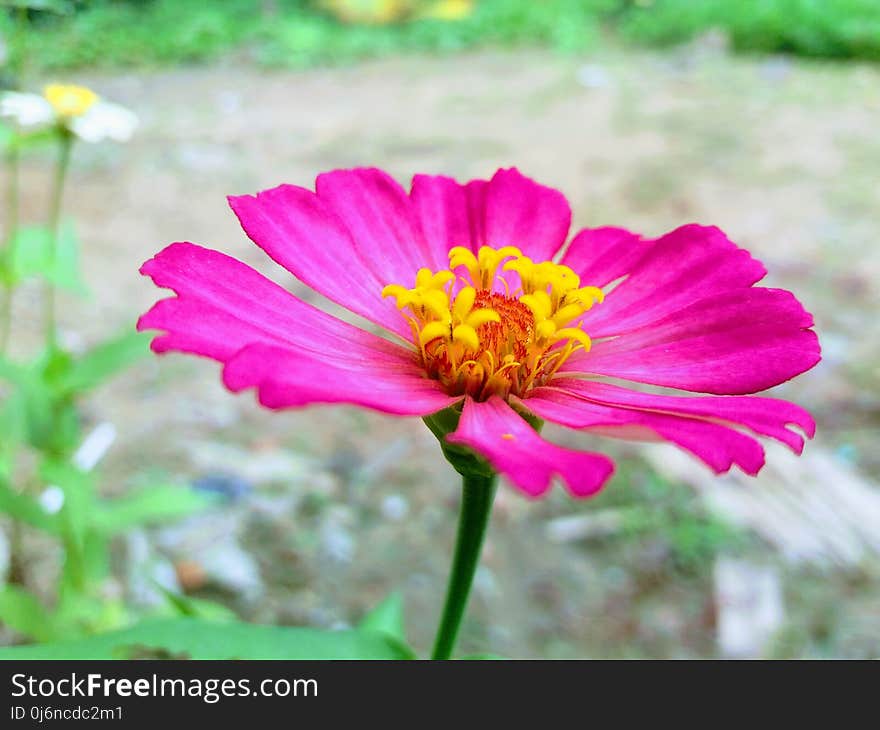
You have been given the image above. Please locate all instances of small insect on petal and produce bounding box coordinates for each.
[420,321,451,345]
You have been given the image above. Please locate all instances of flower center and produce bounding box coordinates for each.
[43,84,98,118]
[383,245,603,400]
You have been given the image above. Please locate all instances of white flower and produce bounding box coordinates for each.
[0,83,137,143]
[0,91,55,128]
[68,99,138,143]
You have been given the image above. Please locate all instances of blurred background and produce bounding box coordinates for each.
[1,0,879,658]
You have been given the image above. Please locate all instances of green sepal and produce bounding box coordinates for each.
[423,403,491,478]
[423,401,544,479]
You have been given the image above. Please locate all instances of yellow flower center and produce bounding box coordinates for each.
[383,245,604,400]
[43,84,98,118]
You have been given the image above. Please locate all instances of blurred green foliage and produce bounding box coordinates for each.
[0,327,214,641]
[0,107,427,659]
[589,462,745,576]
[5,0,879,73]
[2,0,611,70]
[0,615,415,659]
[619,0,880,60]
[0,121,219,644]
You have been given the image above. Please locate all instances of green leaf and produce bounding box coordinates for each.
[0,124,13,152]
[0,388,28,456]
[52,588,128,640]
[8,128,58,153]
[57,330,151,393]
[358,592,406,643]
[49,222,87,295]
[0,479,59,532]
[8,225,52,285]
[155,585,237,622]
[0,618,415,659]
[80,529,110,586]
[0,354,31,385]
[0,0,72,13]
[8,222,88,294]
[0,356,55,451]
[40,458,94,553]
[0,585,58,642]
[91,485,212,534]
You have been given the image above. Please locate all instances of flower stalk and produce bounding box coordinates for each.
[45,129,73,349]
[0,144,20,353]
[431,471,497,660]
[424,405,504,659]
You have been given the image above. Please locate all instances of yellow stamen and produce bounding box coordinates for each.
[519,291,553,321]
[452,285,476,320]
[43,83,98,118]
[448,247,480,284]
[450,245,522,289]
[536,320,557,340]
[420,321,451,345]
[452,324,479,351]
[415,267,455,290]
[383,244,603,400]
[552,303,584,327]
[553,327,592,351]
[566,286,605,308]
[382,284,413,308]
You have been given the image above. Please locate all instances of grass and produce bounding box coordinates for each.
[4,0,880,74]
[6,0,613,71]
[620,0,880,61]
[588,463,747,576]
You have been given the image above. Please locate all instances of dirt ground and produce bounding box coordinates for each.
[7,44,880,657]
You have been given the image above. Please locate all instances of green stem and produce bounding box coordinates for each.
[10,6,28,86]
[45,130,73,350]
[1,0,31,353]
[7,520,25,586]
[0,146,20,353]
[431,472,497,660]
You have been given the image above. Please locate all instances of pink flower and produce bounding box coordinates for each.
[137,168,820,498]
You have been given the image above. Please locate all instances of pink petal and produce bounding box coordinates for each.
[446,396,614,498]
[411,169,571,263]
[563,287,820,395]
[410,174,473,255]
[139,242,397,358]
[561,226,652,288]
[482,168,571,261]
[463,179,489,249]
[227,179,410,339]
[222,343,457,416]
[521,387,767,476]
[574,224,767,338]
[138,243,455,416]
[315,167,449,279]
[548,378,815,453]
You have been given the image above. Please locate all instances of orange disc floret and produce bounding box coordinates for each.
[472,291,533,363]
[382,244,604,401]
